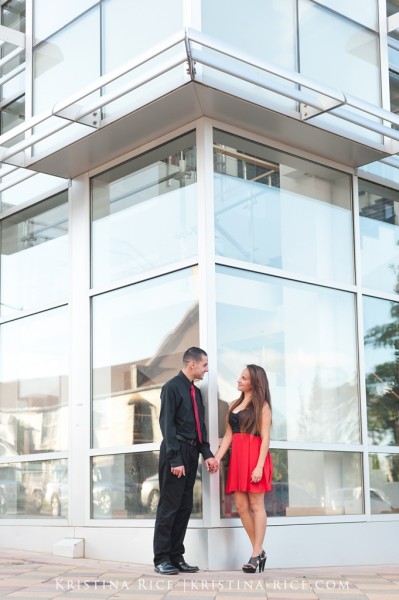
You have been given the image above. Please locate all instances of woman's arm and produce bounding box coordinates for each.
[214,423,233,465]
[251,404,272,482]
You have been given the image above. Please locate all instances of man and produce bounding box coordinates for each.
[153,347,217,575]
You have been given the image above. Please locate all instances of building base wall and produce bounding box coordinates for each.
[1,521,398,569]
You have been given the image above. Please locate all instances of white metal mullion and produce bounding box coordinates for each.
[68,173,91,526]
[196,117,220,529]
[24,0,33,166]
[379,0,391,113]
[353,173,372,517]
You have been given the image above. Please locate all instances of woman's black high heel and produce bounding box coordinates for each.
[242,551,266,573]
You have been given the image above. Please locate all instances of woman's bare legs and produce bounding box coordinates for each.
[248,492,266,556]
[234,491,255,547]
[235,491,267,556]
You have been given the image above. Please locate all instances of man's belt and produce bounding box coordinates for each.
[176,434,198,447]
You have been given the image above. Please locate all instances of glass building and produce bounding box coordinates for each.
[0,0,398,569]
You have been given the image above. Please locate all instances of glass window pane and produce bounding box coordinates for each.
[92,268,199,449]
[214,131,353,284]
[201,0,296,70]
[91,452,203,520]
[91,132,197,288]
[2,0,26,32]
[359,180,399,294]
[103,0,183,74]
[363,296,399,446]
[102,0,185,118]
[299,0,380,106]
[358,162,399,188]
[34,0,97,40]
[201,0,297,112]
[0,458,68,518]
[369,453,399,514]
[1,192,69,318]
[315,0,378,29]
[298,0,381,144]
[1,97,25,146]
[33,8,100,114]
[390,70,399,126]
[220,449,363,518]
[216,266,360,444]
[0,308,69,455]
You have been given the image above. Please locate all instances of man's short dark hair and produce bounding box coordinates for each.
[183,347,207,364]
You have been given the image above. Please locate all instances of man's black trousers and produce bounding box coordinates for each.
[153,439,199,565]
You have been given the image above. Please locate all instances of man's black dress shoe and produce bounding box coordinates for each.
[154,561,179,575]
[172,559,199,573]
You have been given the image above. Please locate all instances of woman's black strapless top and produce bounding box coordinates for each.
[229,410,260,436]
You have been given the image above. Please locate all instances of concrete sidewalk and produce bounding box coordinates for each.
[0,548,398,599]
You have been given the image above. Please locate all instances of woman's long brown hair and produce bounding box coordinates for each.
[227,364,272,434]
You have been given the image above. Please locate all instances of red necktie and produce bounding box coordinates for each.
[190,383,203,444]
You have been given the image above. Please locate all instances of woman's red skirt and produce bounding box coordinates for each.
[226,433,272,494]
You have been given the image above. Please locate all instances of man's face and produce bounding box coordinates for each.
[192,356,209,380]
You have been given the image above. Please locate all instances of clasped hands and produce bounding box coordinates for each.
[170,457,220,478]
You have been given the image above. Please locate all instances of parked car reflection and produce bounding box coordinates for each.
[0,465,26,516]
[141,469,202,515]
[91,466,142,517]
[44,463,68,517]
[330,487,393,514]
[265,482,319,517]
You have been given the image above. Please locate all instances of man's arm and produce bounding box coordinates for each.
[159,382,183,468]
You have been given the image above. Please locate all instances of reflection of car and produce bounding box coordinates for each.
[24,473,45,513]
[265,482,319,517]
[92,466,141,517]
[0,466,26,516]
[45,464,68,517]
[331,487,393,514]
[141,470,202,514]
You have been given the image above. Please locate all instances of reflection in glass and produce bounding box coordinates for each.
[0,459,68,518]
[369,453,399,514]
[390,70,399,130]
[91,452,202,519]
[102,0,185,117]
[103,0,183,74]
[216,266,360,444]
[201,0,297,112]
[2,0,26,32]
[0,308,68,455]
[220,449,363,517]
[298,0,380,143]
[92,268,199,449]
[359,180,399,294]
[34,0,97,41]
[91,132,197,288]
[299,0,380,105]
[1,97,25,145]
[0,192,69,317]
[363,296,399,446]
[0,174,65,213]
[33,8,100,115]
[214,130,353,284]
[313,0,377,29]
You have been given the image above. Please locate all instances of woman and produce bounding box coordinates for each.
[214,364,272,573]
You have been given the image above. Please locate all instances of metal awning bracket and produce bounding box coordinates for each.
[300,96,345,121]
[53,105,100,129]
[0,147,26,167]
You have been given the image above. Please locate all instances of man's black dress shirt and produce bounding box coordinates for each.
[159,371,213,467]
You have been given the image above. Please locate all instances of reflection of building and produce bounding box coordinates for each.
[0,1,399,570]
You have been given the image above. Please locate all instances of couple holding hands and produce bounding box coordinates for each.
[153,347,272,575]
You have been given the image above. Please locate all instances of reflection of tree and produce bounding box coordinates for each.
[297,369,359,444]
[365,304,399,444]
[365,303,399,481]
